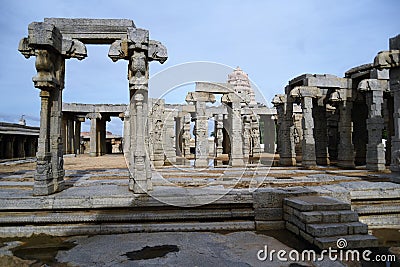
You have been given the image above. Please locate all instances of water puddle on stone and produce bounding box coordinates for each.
[1,234,76,266]
[123,245,179,260]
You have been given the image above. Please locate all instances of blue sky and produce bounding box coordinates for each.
[0,0,399,134]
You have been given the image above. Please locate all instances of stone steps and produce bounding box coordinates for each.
[283,196,378,249]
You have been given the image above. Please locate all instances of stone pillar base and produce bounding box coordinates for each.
[279,157,296,166]
[231,158,245,167]
[316,157,330,166]
[33,182,55,196]
[337,161,355,169]
[194,159,208,168]
[129,177,147,194]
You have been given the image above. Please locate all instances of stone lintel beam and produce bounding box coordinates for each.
[186,92,216,103]
[195,82,233,94]
[44,18,135,44]
[358,79,389,92]
[290,86,321,99]
[373,50,400,69]
[289,74,348,89]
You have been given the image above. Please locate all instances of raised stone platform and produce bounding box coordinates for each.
[0,155,399,243]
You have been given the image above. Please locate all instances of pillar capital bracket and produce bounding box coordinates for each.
[290,86,322,98]
[271,94,286,107]
[86,112,102,120]
[358,79,389,92]
[374,50,400,69]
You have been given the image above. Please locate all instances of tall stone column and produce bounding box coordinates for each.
[87,112,101,157]
[222,93,245,167]
[214,114,224,158]
[300,96,317,167]
[98,116,108,156]
[74,117,84,154]
[148,98,164,167]
[175,116,182,156]
[313,105,330,165]
[129,50,152,192]
[273,94,296,166]
[373,46,400,173]
[4,136,15,159]
[242,115,251,159]
[34,53,65,195]
[108,28,167,192]
[66,118,74,154]
[359,79,388,171]
[250,114,262,155]
[291,86,321,168]
[182,114,191,158]
[392,87,400,173]
[271,96,285,154]
[186,92,215,167]
[16,137,26,158]
[121,111,130,161]
[337,101,355,168]
[0,135,3,159]
[19,20,88,195]
[163,110,177,164]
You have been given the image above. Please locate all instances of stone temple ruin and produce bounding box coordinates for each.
[272,40,400,174]
[0,18,399,251]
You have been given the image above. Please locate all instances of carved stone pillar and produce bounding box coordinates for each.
[272,95,285,154]
[250,114,262,155]
[175,116,182,157]
[214,114,224,158]
[291,86,321,168]
[242,115,251,159]
[87,112,101,157]
[16,136,26,158]
[163,110,177,164]
[182,114,191,158]
[0,135,3,159]
[359,79,388,171]
[273,94,296,166]
[392,87,400,173]
[66,118,74,154]
[150,99,165,167]
[313,105,330,165]
[4,136,15,159]
[129,51,152,192]
[74,117,85,154]
[122,111,130,162]
[301,96,317,167]
[186,92,215,167]
[373,38,400,173]
[337,101,355,168]
[222,93,244,167]
[19,21,88,195]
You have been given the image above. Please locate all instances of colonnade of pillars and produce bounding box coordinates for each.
[62,113,115,157]
[0,135,37,160]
